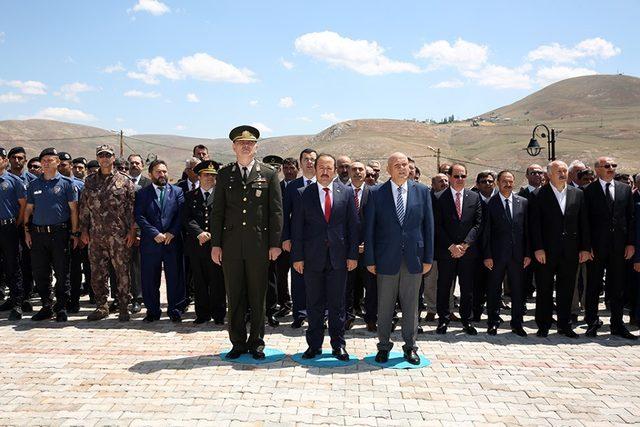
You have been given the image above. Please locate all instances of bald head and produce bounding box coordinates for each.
[547,160,568,189]
[594,156,617,182]
[336,155,352,183]
[387,152,409,185]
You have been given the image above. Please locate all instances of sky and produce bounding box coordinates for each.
[0,0,638,139]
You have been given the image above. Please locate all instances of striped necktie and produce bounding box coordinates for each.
[396,186,405,224]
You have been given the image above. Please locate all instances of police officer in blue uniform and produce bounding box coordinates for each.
[23,148,80,322]
[0,148,27,320]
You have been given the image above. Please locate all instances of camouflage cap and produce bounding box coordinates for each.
[96,144,115,156]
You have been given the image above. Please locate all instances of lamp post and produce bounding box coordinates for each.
[526,123,556,161]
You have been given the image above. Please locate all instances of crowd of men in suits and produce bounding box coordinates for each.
[0,125,639,365]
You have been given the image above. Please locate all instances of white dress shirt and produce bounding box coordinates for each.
[303,175,316,187]
[186,179,199,191]
[527,184,538,193]
[350,183,364,207]
[599,178,615,201]
[238,160,255,179]
[318,182,333,216]
[499,192,513,217]
[550,184,567,214]
[200,187,213,200]
[131,174,141,186]
[450,187,464,209]
[391,180,408,212]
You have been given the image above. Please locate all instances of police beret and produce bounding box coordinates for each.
[39,147,58,159]
[7,147,25,157]
[58,152,72,161]
[0,147,6,158]
[86,160,99,169]
[229,125,260,142]
[72,157,87,165]
[193,160,220,175]
[263,155,283,166]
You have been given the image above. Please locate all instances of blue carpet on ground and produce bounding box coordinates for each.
[291,350,359,367]
[219,348,286,365]
[363,352,431,369]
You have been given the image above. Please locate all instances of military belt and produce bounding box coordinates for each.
[32,223,69,233]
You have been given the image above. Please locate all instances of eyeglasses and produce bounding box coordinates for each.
[452,174,467,179]
[479,179,494,184]
[600,163,618,169]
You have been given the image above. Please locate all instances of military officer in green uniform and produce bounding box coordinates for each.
[211,125,283,360]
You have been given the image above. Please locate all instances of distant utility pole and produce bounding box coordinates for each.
[119,130,124,157]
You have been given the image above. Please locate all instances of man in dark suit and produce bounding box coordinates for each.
[434,163,483,335]
[134,159,186,322]
[210,125,283,360]
[281,148,317,328]
[482,170,531,336]
[518,164,544,300]
[364,152,434,365]
[127,154,152,313]
[345,160,372,330]
[529,160,591,338]
[291,154,359,360]
[583,157,637,339]
[182,160,226,325]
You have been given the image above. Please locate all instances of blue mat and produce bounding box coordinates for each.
[291,350,359,368]
[363,352,431,369]
[219,347,286,365]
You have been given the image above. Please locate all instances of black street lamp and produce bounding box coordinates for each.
[526,123,556,161]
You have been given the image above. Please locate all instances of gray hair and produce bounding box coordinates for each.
[568,160,586,173]
[185,157,200,168]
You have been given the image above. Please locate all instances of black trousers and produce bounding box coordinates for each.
[18,228,34,298]
[585,248,626,329]
[363,267,378,324]
[191,252,226,321]
[345,253,367,321]
[487,259,525,328]
[437,255,476,324]
[275,250,292,308]
[266,260,279,316]
[0,223,23,305]
[472,258,490,319]
[69,245,89,305]
[535,254,578,330]
[129,244,142,302]
[31,228,71,310]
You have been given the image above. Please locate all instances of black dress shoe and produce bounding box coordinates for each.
[56,310,68,322]
[436,323,447,334]
[32,307,53,321]
[143,314,159,323]
[424,312,436,322]
[130,301,142,314]
[302,347,321,359]
[345,317,355,330]
[403,349,420,365]
[585,323,601,337]
[193,317,210,325]
[8,307,22,321]
[291,317,305,329]
[417,326,424,334]
[267,314,279,327]
[170,313,182,323]
[558,328,579,338]
[366,322,377,332]
[21,300,33,313]
[214,319,225,325]
[375,350,389,363]
[0,299,14,311]
[511,327,527,337]
[462,323,478,335]
[611,327,638,340]
[275,305,291,318]
[225,348,245,359]
[67,302,80,314]
[332,347,349,361]
[487,325,498,336]
[536,328,549,337]
[250,349,266,360]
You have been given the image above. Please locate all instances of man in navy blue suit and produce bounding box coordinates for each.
[291,154,359,360]
[281,148,318,328]
[364,152,434,365]
[482,170,531,337]
[135,159,186,322]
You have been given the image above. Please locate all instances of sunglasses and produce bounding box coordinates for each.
[452,174,467,179]
[479,179,494,184]
[365,173,375,178]
[97,153,113,158]
[601,163,617,169]
[529,171,544,175]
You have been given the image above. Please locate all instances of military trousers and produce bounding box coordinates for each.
[88,235,131,308]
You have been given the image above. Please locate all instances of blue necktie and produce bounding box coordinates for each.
[396,186,405,224]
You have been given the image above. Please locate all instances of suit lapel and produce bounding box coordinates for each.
[309,183,324,220]
[329,181,341,223]
[384,181,402,227]
[152,185,162,212]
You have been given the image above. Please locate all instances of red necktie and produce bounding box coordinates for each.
[323,187,331,223]
[354,188,360,211]
[455,192,462,219]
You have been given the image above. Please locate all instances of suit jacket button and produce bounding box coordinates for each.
[243,197,247,201]
[242,209,246,213]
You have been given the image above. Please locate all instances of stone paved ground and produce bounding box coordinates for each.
[1,287,639,427]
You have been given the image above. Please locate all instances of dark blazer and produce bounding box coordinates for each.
[282,176,311,242]
[482,193,530,263]
[583,180,634,256]
[351,183,371,243]
[528,184,590,260]
[176,179,198,195]
[135,175,152,190]
[517,186,535,200]
[182,188,215,257]
[291,181,359,271]
[363,179,434,275]
[134,184,184,252]
[634,191,640,262]
[433,188,483,260]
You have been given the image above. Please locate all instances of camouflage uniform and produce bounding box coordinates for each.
[79,170,136,310]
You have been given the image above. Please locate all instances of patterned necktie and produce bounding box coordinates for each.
[505,198,512,222]
[323,188,331,223]
[354,188,360,211]
[396,186,405,224]
[455,192,462,219]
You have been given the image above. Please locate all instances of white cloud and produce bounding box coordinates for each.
[0,32,4,44]
[178,53,257,83]
[122,128,137,135]
[186,93,199,103]
[103,62,125,73]
[321,112,341,122]
[535,66,597,86]
[35,107,96,122]
[431,79,464,89]
[294,31,420,76]
[250,122,272,135]
[131,0,170,15]
[297,116,312,122]
[55,82,96,102]
[128,53,257,85]
[124,90,161,98]
[463,64,532,89]
[527,37,621,64]
[280,58,294,70]
[415,38,488,71]
[279,96,294,108]
[249,100,259,107]
[0,93,27,103]
[1,79,47,95]
[175,124,187,131]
